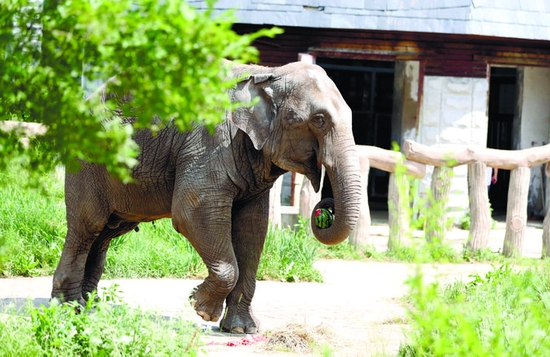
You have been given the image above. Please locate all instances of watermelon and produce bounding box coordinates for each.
[314,208,334,229]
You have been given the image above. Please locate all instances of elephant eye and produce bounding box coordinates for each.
[312,114,325,129]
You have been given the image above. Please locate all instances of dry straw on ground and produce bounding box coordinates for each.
[262,322,338,353]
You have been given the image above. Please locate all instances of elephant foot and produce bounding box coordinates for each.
[82,283,101,303]
[51,285,85,305]
[189,284,226,322]
[51,291,87,309]
[219,306,259,334]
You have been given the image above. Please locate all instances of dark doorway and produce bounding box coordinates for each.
[487,67,517,213]
[317,58,395,209]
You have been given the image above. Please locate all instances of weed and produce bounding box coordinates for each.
[105,220,207,279]
[0,286,202,356]
[459,211,497,231]
[258,217,323,282]
[401,262,550,356]
[318,239,366,260]
[0,166,66,276]
[0,162,325,282]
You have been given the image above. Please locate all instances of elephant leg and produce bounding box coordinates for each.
[51,223,105,304]
[52,174,114,304]
[172,196,238,323]
[81,221,139,301]
[220,192,269,334]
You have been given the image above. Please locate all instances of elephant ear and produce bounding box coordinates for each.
[230,73,277,150]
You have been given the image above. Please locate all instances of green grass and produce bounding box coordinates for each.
[0,161,531,282]
[5,161,550,356]
[401,262,550,356]
[107,217,324,282]
[258,218,323,282]
[0,165,324,282]
[0,286,202,356]
[104,221,207,279]
[0,167,66,276]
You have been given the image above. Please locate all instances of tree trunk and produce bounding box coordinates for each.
[349,156,371,248]
[503,167,530,257]
[388,172,410,250]
[425,166,452,243]
[466,162,491,252]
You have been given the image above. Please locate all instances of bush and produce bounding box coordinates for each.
[401,262,550,356]
[0,286,202,356]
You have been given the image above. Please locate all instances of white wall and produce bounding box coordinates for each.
[519,67,550,217]
[417,76,489,220]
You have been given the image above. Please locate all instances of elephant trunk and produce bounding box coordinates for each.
[311,134,361,245]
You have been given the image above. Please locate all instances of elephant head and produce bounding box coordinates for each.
[230,62,362,245]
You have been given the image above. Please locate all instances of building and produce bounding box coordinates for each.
[192,0,550,219]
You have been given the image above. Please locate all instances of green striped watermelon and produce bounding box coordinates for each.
[314,208,334,229]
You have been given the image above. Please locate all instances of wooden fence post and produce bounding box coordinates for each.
[466,162,492,251]
[299,176,320,224]
[355,145,425,250]
[543,164,550,258]
[503,166,530,257]
[269,176,283,228]
[349,156,371,248]
[543,213,550,258]
[425,166,452,243]
[388,171,410,250]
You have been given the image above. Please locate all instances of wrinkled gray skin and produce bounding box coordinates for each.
[51,61,362,334]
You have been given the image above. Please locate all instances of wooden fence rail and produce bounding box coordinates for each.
[274,140,550,258]
[403,139,550,257]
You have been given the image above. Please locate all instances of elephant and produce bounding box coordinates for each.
[51,60,362,334]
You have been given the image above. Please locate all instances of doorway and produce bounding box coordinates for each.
[316,58,395,209]
[487,67,517,213]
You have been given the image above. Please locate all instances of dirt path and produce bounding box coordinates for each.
[0,220,544,356]
[0,261,500,356]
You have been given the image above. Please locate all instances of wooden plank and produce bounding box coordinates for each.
[233,24,550,71]
[403,139,550,169]
[357,145,426,178]
[280,206,300,215]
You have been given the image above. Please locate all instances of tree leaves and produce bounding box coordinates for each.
[0,0,282,181]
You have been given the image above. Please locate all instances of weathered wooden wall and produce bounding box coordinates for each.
[234,25,550,76]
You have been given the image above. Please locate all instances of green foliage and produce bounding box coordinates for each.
[461,246,508,263]
[0,286,202,356]
[258,217,323,283]
[0,0,282,180]
[401,262,550,356]
[384,240,461,263]
[104,220,207,279]
[385,143,461,263]
[318,239,367,260]
[0,162,324,282]
[0,166,66,276]
[459,211,497,231]
[459,212,471,230]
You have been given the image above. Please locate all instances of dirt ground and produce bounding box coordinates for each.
[0,218,545,356]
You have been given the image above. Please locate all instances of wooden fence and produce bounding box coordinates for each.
[271,140,550,258]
